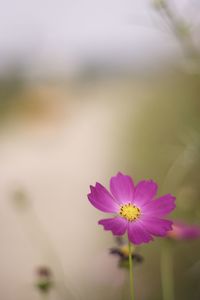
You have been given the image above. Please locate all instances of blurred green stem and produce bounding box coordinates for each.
[161,240,175,300]
[128,240,135,300]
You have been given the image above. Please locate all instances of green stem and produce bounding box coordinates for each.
[161,240,175,300]
[128,241,135,300]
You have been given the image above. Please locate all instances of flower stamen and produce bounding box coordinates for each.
[120,203,141,222]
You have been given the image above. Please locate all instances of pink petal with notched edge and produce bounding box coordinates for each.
[139,216,173,237]
[128,221,153,245]
[142,194,176,217]
[133,180,158,207]
[88,183,119,213]
[110,172,135,204]
[98,217,128,236]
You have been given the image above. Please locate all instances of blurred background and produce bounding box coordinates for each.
[0,0,200,299]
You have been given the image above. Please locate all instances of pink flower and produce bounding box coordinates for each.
[88,172,176,245]
[167,221,200,240]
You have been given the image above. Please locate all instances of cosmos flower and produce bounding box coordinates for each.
[167,221,200,240]
[88,172,176,245]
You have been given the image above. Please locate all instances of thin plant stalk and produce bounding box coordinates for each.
[161,240,175,300]
[128,240,135,300]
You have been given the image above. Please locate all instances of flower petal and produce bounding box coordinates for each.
[128,221,153,245]
[142,194,176,217]
[98,217,128,235]
[140,216,173,237]
[133,180,158,207]
[88,183,119,213]
[168,222,200,240]
[110,172,134,204]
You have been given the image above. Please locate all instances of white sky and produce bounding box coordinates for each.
[0,0,198,76]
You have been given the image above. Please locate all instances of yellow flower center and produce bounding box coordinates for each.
[119,203,141,222]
